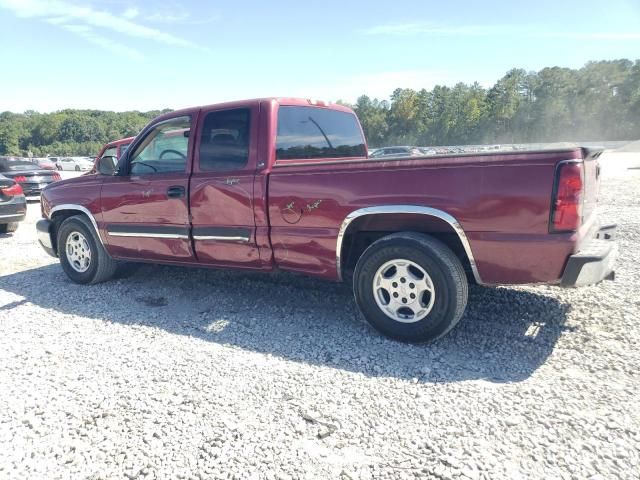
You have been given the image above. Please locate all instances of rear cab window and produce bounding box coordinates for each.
[276,106,366,161]
[0,159,36,171]
[198,108,250,171]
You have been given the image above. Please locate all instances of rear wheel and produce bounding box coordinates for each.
[75,165,80,172]
[0,222,19,234]
[57,165,62,171]
[353,232,468,342]
[57,215,117,284]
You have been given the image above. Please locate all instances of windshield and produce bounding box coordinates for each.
[0,159,37,171]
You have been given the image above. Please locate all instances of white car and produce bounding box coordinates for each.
[56,157,94,172]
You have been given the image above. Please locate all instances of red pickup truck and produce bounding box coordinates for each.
[36,98,617,342]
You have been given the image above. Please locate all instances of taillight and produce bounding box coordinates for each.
[13,175,27,183]
[0,183,23,197]
[550,162,584,232]
[52,173,61,181]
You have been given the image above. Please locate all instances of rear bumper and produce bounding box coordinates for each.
[0,196,27,224]
[0,212,26,223]
[561,224,617,286]
[36,218,57,257]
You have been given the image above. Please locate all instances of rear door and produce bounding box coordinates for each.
[100,114,195,261]
[189,104,262,268]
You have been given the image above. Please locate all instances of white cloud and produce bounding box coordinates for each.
[146,11,219,25]
[291,70,470,103]
[59,23,143,60]
[122,7,139,20]
[0,0,200,55]
[361,21,640,41]
[548,32,640,41]
[361,23,507,36]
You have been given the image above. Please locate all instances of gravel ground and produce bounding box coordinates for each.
[1,170,639,480]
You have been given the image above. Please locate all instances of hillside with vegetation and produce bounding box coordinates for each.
[0,59,638,156]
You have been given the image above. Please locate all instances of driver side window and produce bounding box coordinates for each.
[129,116,191,175]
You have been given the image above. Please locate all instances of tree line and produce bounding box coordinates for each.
[351,59,640,147]
[0,109,169,157]
[0,59,638,157]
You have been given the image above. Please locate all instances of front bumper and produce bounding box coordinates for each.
[36,218,57,257]
[561,224,617,286]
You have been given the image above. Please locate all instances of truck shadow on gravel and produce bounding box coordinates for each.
[0,263,571,383]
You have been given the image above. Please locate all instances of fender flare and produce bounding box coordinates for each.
[335,205,483,284]
[49,204,106,247]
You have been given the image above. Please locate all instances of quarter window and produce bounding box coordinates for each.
[129,116,191,175]
[101,147,117,159]
[198,108,250,171]
[119,144,131,158]
[276,106,366,160]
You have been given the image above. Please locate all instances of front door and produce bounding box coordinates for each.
[189,105,262,268]
[101,114,196,262]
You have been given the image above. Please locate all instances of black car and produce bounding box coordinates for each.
[0,174,26,233]
[0,157,60,200]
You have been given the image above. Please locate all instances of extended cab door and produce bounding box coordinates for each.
[189,104,263,268]
[100,114,195,261]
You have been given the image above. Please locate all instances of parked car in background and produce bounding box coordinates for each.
[56,157,93,172]
[0,157,61,200]
[369,146,422,158]
[87,136,135,175]
[0,173,26,233]
[37,97,617,343]
[418,148,437,155]
[31,157,56,170]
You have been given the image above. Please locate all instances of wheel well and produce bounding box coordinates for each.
[340,213,475,282]
[49,210,85,253]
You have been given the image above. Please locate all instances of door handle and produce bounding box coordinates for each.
[167,186,185,198]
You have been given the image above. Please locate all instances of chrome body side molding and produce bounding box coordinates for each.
[193,235,249,242]
[107,231,189,239]
[335,205,483,285]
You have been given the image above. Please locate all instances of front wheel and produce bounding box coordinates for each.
[57,215,117,284]
[75,165,80,172]
[353,232,468,342]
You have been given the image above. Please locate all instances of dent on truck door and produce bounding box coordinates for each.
[189,105,262,268]
[100,115,195,261]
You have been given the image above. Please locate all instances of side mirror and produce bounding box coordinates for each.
[97,156,117,175]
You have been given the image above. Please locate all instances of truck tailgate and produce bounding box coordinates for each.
[581,147,603,224]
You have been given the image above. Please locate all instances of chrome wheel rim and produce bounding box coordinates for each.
[372,259,435,323]
[65,231,91,273]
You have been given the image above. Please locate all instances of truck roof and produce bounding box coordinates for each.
[106,136,135,147]
[152,97,355,124]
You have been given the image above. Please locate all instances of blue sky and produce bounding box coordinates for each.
[1,0,639,112]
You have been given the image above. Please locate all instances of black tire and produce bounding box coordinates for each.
[57,165,62,171]
[0,222,18,233]
[353,232,468,343]
[57,215,117,284]
[75,165,80,172]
